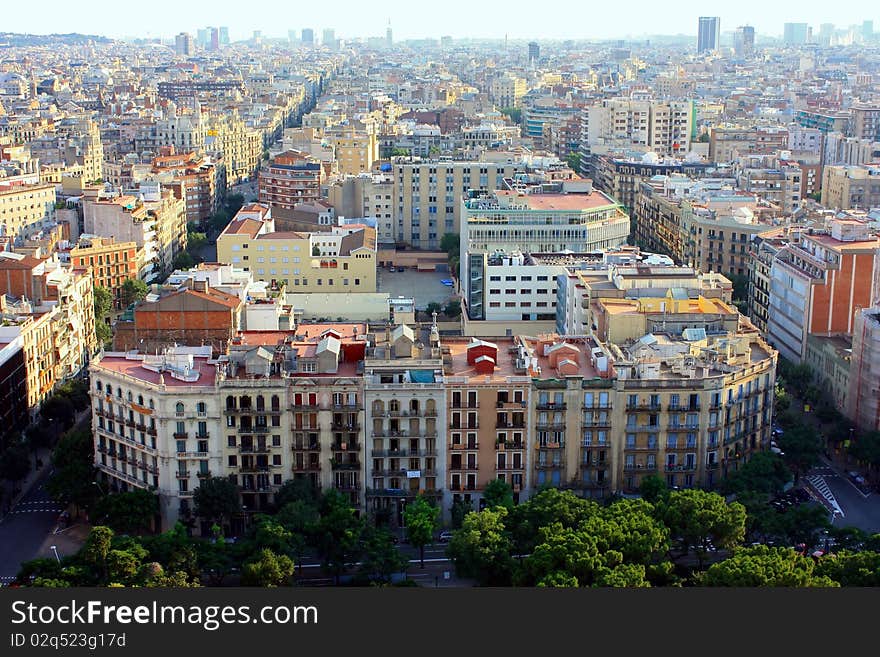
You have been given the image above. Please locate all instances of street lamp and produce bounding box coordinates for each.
[50,545,60,563]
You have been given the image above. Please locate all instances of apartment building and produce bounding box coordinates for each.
[461,178,630,321]
[0,182,56,241]
[68,236,138,309]
[327,173,394,244]
[392,161,518,249]
[364,323,446,527]
[0,256,96,413]
[851,104,880,142]
[708,126,788,163]
[734,156,802,214]
[747,228,793,335]
[848,308,880,431]
[151,148,225,225]
[217,208,376,291]
[767,219,880,363]
[581,98,693,157]
[90,327,370,531]
[489,73,527,109]
[0,335,28,447]
[259,150,324,210]
[328,128,378,176]
[83,187,187,283]
[443,338,531,508]
[821,164,880,210]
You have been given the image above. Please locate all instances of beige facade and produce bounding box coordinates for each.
[0,183,56,240]
[821,164,880,210]
[329,128,378,176]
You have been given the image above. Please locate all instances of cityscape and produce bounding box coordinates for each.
[0,11,880,589]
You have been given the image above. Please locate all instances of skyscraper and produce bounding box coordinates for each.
[734,25,755,57]
[219,26,229,45]
[302,28,314,46]
[783,23,810,45]
[697,16,720,53]
[386,22,393,48]
[528,42,540,65]
[209,27,220,51]
[863,20,873,42]
[196,28,208,48]
[323,28,336,49]
[174,32,193,57]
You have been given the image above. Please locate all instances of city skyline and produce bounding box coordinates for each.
[2,0,877,43]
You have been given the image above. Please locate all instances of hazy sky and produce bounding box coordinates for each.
[6,0,878,42]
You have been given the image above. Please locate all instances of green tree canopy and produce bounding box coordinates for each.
[659,489,746,569]
[814,550,880,586]
[120,278,149,308]
[46,430,98,509]
[92,489,158,534]
[447,506,515,586]
[639,474,669,503]
[778,424,824,481]
[0,442,30,487]
[702,546,838,587]
[722,452,792,496]
[241,548,294,587]
[359,525,407,585]
[482,478,515,511]
[314,489,363,585]
[193,476,240,528]
[404,495,440,568]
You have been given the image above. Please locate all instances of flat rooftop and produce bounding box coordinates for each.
[494,189,618,211]
[93,354,217,388]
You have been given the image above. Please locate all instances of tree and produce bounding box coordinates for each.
[483,478,515,511]
[639,474,668,503]
[314,489,363,585]
[440,233,459,256]
[443,300,461,318]
[722,452,792,496]
[565,152,581,172]
[241,548,294,587]
[447,506,515,586]
[187,231,208,253]
[93,285,113,344]
[81,526,114,584]
[450,498,473,529]
[254,518,293,554]
[55,380,90,412]
[92,489,158,534]
[404,495,440,568]
[208,209,231,234]
[849,431,880,476]
[225,193,245,216]
[120,278,148,308]
[778,424,824,481]
[814,550,880,586]
[702,546,838,587]
[500,107,522,124]
[46,430,98,510]
[660,489,746,570]
[0,442,30,491]
[274,478,319,509]
[359,526,407,585]
[425,302,442,316]
[40,395,76,430]
[508,488,595,554]
[193,476,240,529]
[172,251,196,271]
[728,273,750,304]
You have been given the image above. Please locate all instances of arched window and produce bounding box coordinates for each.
[226,396,236,410]
[197,402,206,415]
[116,387,122,399]
[95,380,102,392]
[389,399,399,413]
[256,395,265,411]
[240,395,252,409]
[149,399,155,410]
[105,384,112,395]
[138,395,144,406]
[175,402,185,416]
[127,391,133,402]
[271,395,280,411]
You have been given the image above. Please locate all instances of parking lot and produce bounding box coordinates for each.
[378,269,457,311]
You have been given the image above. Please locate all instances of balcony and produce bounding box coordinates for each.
[624,464,658,472]
[582,418,611,427]
[175,470,190,479]
[332,403,362,411]
[292,442,321,451]
[626,402,662,411]
[331,422,361,432]
[664,464,697,472]
[536,402,567,411]
[331,441,362,451]
[253,425,271,434]
[173,432,188,440]
[292,462,321,472]
[496,421,526,429]
[624,444,659,451]
[225,406,258,415]
[534,462,564,470]
[580,460,608,469]
[147,426,157,436]
[496,440,525,450]
[496,401,527,409]
[335,483,361,492]
[535,422,565,431]
[451,402,480,409]
[450,442,479,450]
[450,423,479,430]
[495,463,524,471]
[330,459,362,470]
[238,445,271,454]
[197,470,212,479]
[291,402,321,411]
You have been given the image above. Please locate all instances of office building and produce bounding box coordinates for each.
[528,42,540,65]
[323,29,336,49]
[734,26,755,57]
[174,33,193,57]
[698,17,720,53]
[783,23,810,45]
[302,29,314,47]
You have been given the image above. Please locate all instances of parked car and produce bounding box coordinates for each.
[438,530,453,543]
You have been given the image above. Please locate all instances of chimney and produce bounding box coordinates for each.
[193,279,209,293]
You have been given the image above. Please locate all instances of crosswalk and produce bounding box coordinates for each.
[8,501,64,515]
[806,475,844,517]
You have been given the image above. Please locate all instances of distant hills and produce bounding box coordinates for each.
[0,33,113,47]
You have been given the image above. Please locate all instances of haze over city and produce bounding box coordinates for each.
[4,0,878,41]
